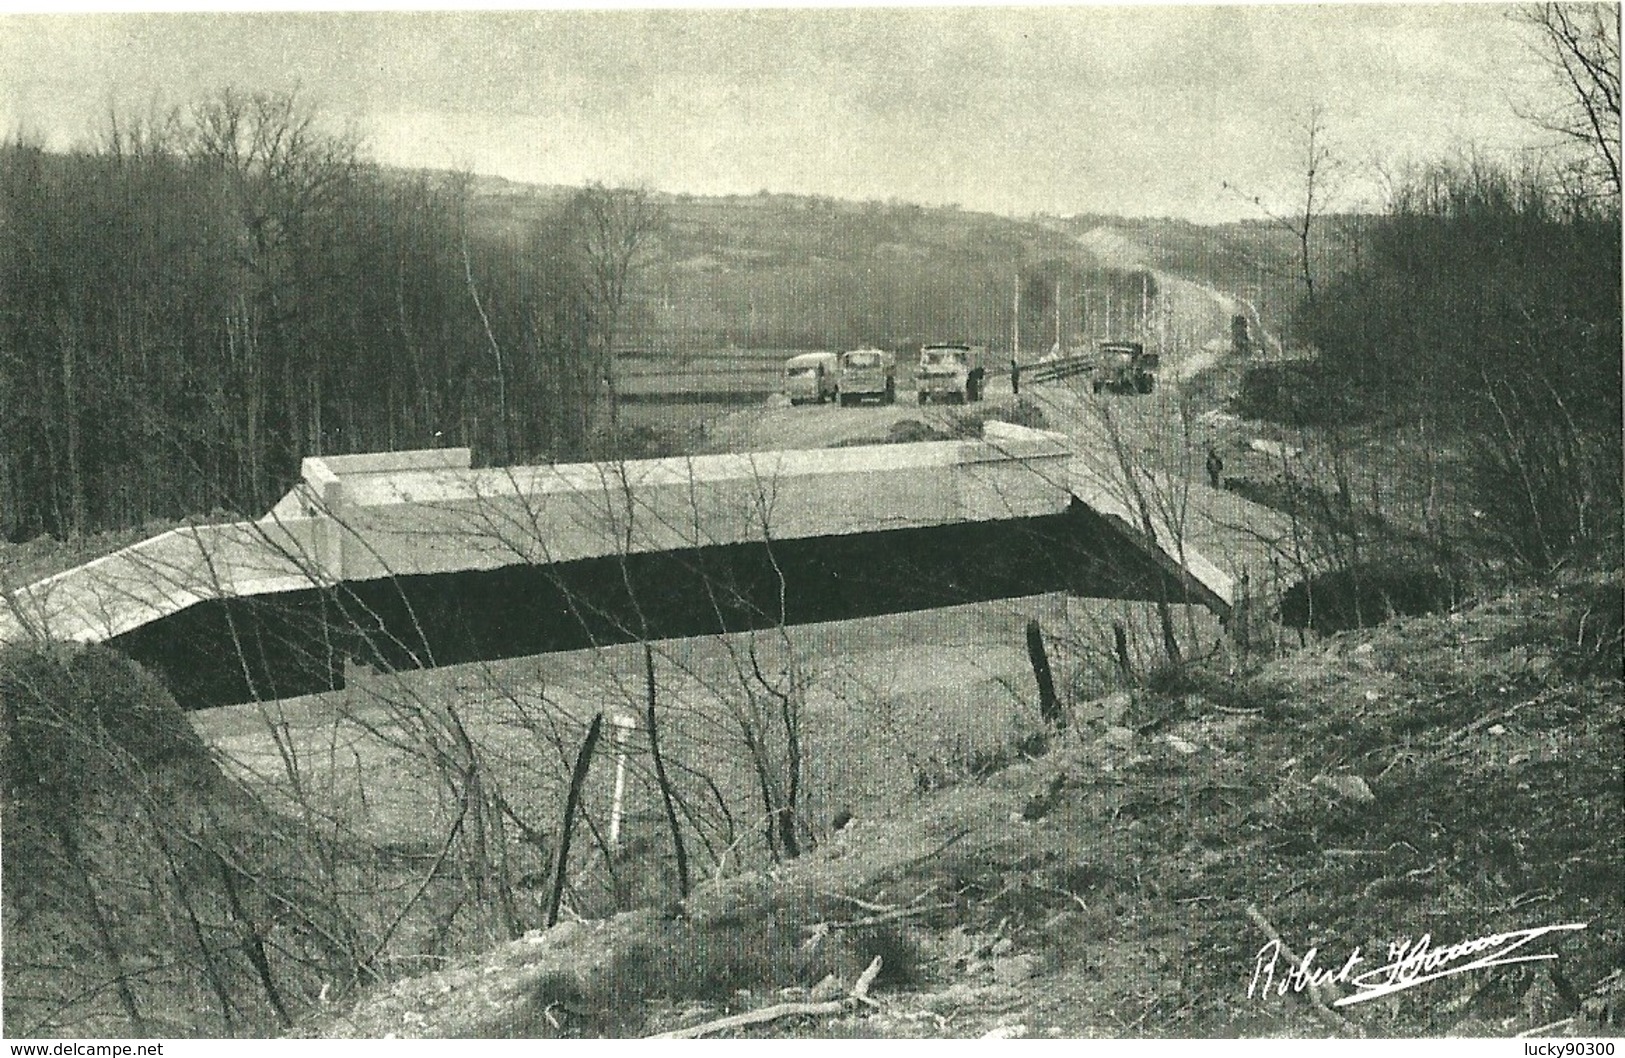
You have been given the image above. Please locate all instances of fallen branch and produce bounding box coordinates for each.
[828,901,954,931]
[1041,885,1090,911]
[822,883,942,917]
[1440,689,1562,747]
[648,956,884,1039]
[1517,1017,1575,1038]
[1441,711,1510,746]
[1245,903,1364,1037]
[824,891,897,913]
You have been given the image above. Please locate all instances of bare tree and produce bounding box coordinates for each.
[1518,3,1622,199]
[566,184,665,432]
[183,87,361,487]
[1224,105,1335,310]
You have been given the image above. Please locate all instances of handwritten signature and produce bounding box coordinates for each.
[1249,922,1588,1007]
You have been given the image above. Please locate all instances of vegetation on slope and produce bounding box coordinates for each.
[299,575,1622,1039]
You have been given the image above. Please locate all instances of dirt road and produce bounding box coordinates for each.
[1074,223,1276,377]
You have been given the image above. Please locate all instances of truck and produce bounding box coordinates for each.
[782,351,840,405]
[838,347,896,406]
[915,342,987,404]
[1090,341,1160,395]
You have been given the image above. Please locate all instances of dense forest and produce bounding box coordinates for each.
[1293,161,1621,573]
[0,91,616,540]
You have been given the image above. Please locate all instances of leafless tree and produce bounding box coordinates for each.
[1224,105,1335,311]
[1517,3,1622,199]
[183,87,361,484]
[565,184,665,432]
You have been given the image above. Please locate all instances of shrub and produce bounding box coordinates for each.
[1,641,209,821]
[1278,560,1457,634]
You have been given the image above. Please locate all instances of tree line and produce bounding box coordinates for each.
[0,89,657,542]
[1294,159,1621,573]
[1232,6,1622,578]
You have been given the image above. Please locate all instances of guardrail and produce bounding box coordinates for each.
[1015,354,1093,385]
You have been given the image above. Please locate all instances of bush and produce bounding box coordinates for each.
[1228,361,1356,426]
[1467,417,1624,574]
[1,642,209,820]
[1293,161,1621,573]
[1278,560,1458,634]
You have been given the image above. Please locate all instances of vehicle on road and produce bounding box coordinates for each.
[783,351,840,405]
[838,348,896,406]
[916,342,987,404]
[1091,341,1160,395]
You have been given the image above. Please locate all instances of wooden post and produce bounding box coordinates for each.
[546,713,603,928]
[1113,621,1133,684]
[644,644,690,897]
[1026,619,1063,728]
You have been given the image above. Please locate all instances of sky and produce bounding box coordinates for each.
[0,4,1589,223]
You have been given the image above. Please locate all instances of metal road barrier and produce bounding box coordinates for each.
[1016,354,1093,385]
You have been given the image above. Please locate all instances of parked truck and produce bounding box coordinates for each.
[1090,341,1160,395]
[916,342,987,404]
[783,351,840,405]
[838,347,896,406]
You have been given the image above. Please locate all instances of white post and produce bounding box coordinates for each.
[1141,273,1149,341]
[1054,275,1062,350]
[1012,271,1021,360]
[608,714,637,850]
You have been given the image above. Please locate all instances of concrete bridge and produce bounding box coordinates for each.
[0,422,1242,708]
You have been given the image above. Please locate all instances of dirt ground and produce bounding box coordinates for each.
[308,577,1622,1040]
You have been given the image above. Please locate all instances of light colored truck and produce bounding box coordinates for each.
[838,347,896,406]
[1090,340,1160,395]
[783,351,840,405]
[916,342,987,404]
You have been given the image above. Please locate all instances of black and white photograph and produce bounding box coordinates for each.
[0,3,1620,1043]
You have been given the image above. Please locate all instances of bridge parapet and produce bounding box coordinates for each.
[1,426,1087,646]
[0,519,324,644]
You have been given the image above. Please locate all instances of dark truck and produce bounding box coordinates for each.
[916,342,987,404]
[1091,341,1160,395]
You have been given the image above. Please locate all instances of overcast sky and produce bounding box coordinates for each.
[0,4,1584,223]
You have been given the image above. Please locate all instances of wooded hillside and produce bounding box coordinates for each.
[0,92,1163,544]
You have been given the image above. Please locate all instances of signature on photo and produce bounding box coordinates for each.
[1249,922,1589,1007]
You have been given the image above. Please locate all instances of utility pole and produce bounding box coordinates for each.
[1012,270,1021,360]
[1257,260,1266,353]
[1140,273,1149,341]
[1054,275,1062,351]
